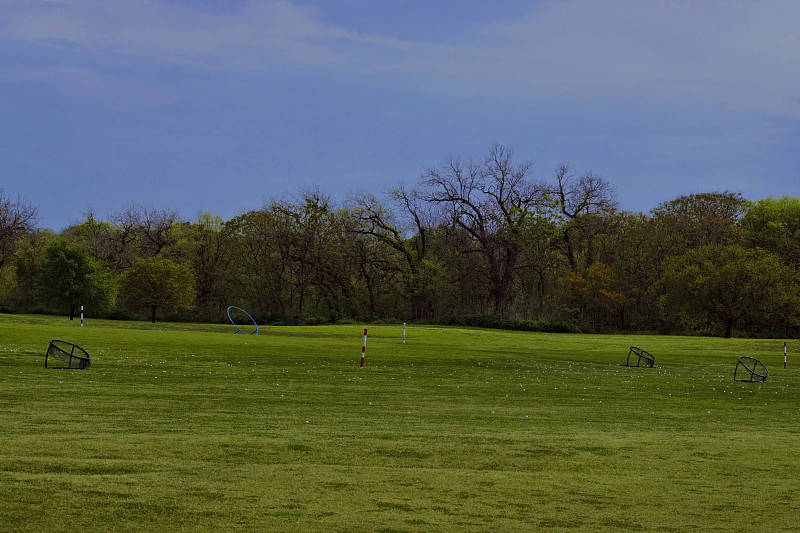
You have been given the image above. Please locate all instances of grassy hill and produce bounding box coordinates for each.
[1,314,798,531]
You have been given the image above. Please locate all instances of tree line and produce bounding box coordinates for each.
[2,144,799,338]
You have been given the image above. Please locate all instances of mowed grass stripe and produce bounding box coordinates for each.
[1,314,798,531]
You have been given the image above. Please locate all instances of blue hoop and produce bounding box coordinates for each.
[226,306,258,335]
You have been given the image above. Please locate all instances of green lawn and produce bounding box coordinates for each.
[1,314,798,532]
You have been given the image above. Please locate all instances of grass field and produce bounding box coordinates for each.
[1,314,798,532]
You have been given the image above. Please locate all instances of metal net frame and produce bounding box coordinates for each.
[46,339,91,370]
[734,356,768,383]
[226,306,258,335]
[622,346,655,368]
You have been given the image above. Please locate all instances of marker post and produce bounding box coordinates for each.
[81,305,84,327]
[360,328,367,368]
[784,342,787,369]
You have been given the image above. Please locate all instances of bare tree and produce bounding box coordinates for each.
[350,185,441,318]
[111,204,181,259]
[0,190,39,268]
[135,205,181,257]
[420,144,548,313]
[552,164,618,273]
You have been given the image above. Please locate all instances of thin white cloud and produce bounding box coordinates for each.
[2,0,799,117]
[2,0,346,66]
[470,0,800,116]
[7,66,177,103]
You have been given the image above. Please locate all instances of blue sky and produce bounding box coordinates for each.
[1,0,798,231]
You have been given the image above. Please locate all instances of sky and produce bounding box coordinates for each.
[1,0,798,231]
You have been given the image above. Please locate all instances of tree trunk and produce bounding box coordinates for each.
[69,303,75,320]
[563,231,578,273]
[537,276,545,315]
[151,305,157,324]
[491,272,508,314]
[724,318,734,338]
[412,294,434,320]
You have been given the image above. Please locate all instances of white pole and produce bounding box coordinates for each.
[360,328,367,368]
[784,341,787,369]
[403,322,406,343]
[81,305,84,327]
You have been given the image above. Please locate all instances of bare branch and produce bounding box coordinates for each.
[0,190,39,268]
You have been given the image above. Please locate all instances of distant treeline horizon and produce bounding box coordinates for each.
[2,145,799,338]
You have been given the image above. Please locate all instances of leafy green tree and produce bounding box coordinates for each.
[8,230,56,309]
[119,256,195,323]
[650,191,746,253]
[229,189,364,323]
[165,213,235,320]
[660,245,800,338]
[37,239,116,319]
[516,211,561,317]
[226,208,291,318]
[566,262,630,330]
[592,211,671,330]
[0,263,14,308]
[740,195,800,268]
[270,191,354,321]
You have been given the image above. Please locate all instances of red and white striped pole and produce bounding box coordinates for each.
[784,341,787,369]
[360,328,368,368]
